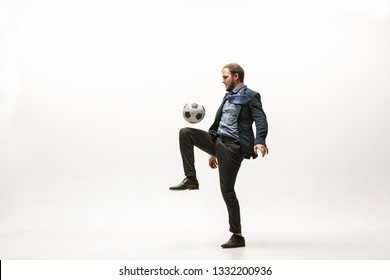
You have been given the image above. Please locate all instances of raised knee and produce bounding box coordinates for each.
[179,127,192,137]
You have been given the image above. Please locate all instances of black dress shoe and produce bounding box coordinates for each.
[169,178,199,191]
[221,234,245,248]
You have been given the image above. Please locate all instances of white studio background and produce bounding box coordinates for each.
[1,0,390,259]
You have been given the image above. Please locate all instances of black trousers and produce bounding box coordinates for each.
[179,127,243,234]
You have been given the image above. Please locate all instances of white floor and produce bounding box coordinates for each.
[1,228,390,260]
[1,173,390,260]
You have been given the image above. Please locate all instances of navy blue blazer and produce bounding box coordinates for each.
[209,87,268,159]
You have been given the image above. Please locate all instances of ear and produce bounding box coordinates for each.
[233,73,240,82]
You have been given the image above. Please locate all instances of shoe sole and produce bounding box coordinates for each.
[169,187,199,191]
[221,244,245,249]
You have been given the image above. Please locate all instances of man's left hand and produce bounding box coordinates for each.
[254,144,268,157]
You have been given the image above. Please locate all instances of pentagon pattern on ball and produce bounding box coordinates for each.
[183,102,206,124]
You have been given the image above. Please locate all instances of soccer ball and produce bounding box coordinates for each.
[183,103,206,124]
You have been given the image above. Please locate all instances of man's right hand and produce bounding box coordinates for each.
[209,156,218,169]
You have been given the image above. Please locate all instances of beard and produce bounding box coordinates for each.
[225,81,236,92]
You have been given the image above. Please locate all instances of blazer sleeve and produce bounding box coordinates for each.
[250,92,268,146]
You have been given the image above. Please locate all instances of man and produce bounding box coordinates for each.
[170,63,268,248]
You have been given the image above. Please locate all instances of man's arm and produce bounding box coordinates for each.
[250,92,268,147]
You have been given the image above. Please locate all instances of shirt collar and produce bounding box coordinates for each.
[230,84,247,95]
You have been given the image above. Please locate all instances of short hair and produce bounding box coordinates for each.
[222,63,245,82]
